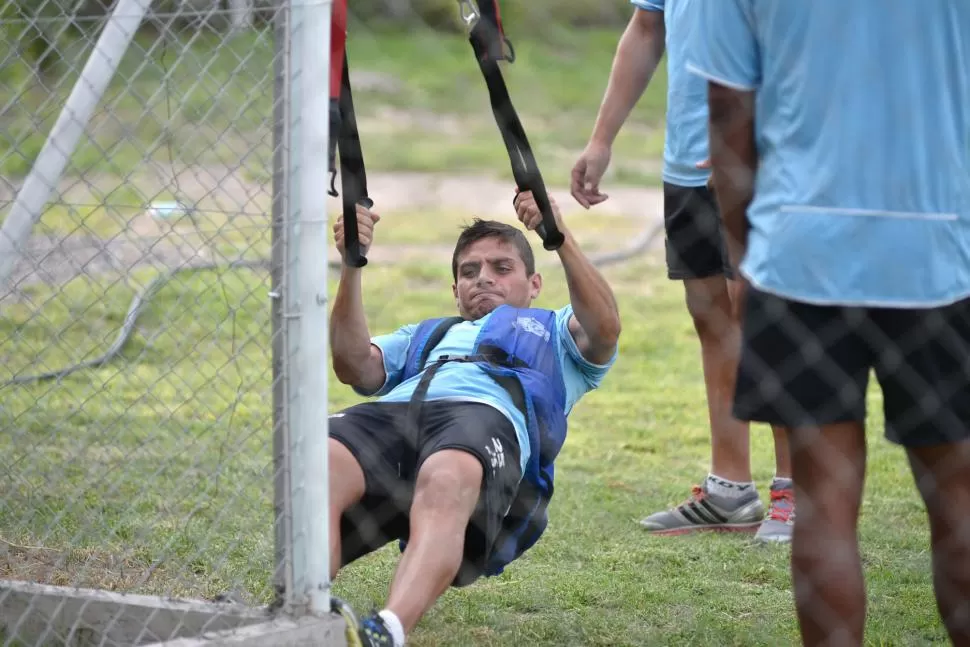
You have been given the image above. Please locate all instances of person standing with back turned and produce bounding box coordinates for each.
[689,1,970,644]
[571,0,794,541]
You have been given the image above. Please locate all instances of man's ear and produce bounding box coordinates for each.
[530,272,542,299]
[452,283,459,302]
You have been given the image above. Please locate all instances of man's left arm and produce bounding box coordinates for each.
[513,191,621,365]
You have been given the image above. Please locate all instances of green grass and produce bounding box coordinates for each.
[0,225,953,646]
[0,24,666,198]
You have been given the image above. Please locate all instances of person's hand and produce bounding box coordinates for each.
[333,202,380,261]
[696,158,715,190]
[570,141,611,209]
[514,189,567,238]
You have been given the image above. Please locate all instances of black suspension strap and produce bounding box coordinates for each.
[328,0,370,267]
[460,0,565,251]
[327,0,565,265]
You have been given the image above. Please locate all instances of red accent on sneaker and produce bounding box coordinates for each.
[767,488,795,522]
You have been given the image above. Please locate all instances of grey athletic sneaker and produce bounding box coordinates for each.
[754,480,795,543]
[639,483,765,535]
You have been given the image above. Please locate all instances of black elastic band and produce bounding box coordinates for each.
[333,54,370,268]
[467,20,564,251]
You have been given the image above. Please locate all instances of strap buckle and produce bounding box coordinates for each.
[457,0,480,28]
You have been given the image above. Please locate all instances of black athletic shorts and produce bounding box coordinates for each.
[663,182,734,280]
[329,400,522,586]
[733,286,970,447]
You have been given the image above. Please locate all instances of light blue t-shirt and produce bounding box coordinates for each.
[633,0,710,187]
[357,305,616,475]
[687,0,970,307]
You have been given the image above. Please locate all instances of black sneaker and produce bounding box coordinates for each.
[357,612,396,647]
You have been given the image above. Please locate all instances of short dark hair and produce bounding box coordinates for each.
[451,219,535,281]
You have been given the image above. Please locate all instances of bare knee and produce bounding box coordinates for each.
[908,441,970,541]
[684,277,735,340]
[790,423,867,534]
[411,450,483,529]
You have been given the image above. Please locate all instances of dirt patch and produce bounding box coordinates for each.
[0,536,152,592]
[2,167,664,304]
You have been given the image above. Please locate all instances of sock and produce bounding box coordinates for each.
[705,473,755,499]
[771,475,793,489]
[378,609,405,647]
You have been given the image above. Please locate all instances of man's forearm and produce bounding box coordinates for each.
[329,266,381,387]
[557,234,621,361]
[707,83,758,270]
[590,11,666,147]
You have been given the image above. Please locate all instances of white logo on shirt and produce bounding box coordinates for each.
[513,316,550,341]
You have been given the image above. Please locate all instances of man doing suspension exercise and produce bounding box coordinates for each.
[326,191,620,646]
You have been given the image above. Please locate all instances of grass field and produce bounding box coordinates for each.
[0,206,953,645]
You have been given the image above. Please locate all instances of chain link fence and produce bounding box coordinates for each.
[0,0,342,644]
[3,1,965,646]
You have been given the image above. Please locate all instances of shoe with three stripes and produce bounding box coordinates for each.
[638,483,764,536]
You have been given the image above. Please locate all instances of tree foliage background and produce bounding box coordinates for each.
[4,0,635,81]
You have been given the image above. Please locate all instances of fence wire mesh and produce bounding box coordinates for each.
[1,2,286,643]
[2,1,967,647]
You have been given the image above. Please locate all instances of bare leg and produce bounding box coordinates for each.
[384,449,483,635]
[772,425,793,479]
[906,440,970,646]
[686,276,751,482]
[788,422,868,647]
[328,438,366,581]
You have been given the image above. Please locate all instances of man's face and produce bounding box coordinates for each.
[453,237,541,320]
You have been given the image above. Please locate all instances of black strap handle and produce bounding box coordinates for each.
[466,11,565,251]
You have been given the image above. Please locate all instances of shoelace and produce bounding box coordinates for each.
[768,488,795,522]
[676,484,706,508]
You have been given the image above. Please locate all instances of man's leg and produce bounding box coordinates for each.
[686,274,752,483]
[788,423,868,646]
[732,287,873,645]
[355,402,522,646]
[385,449,484,634]
[328,439,366,580]
[328,404,414,583]
[873,298,970,644]
[906,442,970,644]
[640,183,763,534]
[726,278,798,544]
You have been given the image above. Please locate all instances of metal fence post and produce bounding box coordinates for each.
[285,0,333,617]
[271,0,293,613]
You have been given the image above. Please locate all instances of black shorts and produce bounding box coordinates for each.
[663,182,734,280]
[329,400,522,586]
[733,286,970,447]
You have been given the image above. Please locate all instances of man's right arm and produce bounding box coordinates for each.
[330,205,386,394]
[588,7,666,149]
[330,266,386,393]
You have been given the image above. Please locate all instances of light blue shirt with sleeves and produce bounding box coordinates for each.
[687,0,970,307]
[357,305,617,475]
